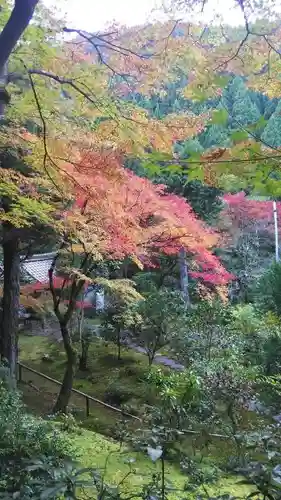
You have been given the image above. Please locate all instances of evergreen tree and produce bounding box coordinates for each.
[261,99,281,148]
[249,90,270,115]
[264,98,279,120]
[199,124,231,149]
[223,76,260,128]
[232,96,260,127]
[231,81,260,127]
[175,137,203,158]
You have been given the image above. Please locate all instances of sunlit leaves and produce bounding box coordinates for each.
[210,109,229,126]
[230,130,249,143]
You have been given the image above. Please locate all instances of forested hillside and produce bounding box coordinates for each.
[2,0,281,498]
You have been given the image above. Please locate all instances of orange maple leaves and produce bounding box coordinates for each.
[59,148,232,285]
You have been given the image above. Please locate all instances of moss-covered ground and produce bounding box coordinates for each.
[18,334,252,498]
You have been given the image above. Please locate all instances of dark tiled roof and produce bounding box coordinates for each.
[0,252,56,284]
[22,253,56,283]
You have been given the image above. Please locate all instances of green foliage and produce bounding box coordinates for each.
[230,130,249,143]
[221,230,272,304]
[131,289,187,364]
[180,180,223,224]
[230,304,260,335]
[0,383,73,496]
[255,261,281,317]
[173,300,231,363]
[199,124,231,149]
[175,137,204,158]
[210,108,229,126]
[261,99,281,148]
[100,279,143,359]
[56,413,81,434]
[104,380,136,406]
[146,367,201,409]
[133,271,159,294]
[223,77,261,128]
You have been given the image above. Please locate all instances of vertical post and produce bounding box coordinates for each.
[273,201,279,262]
[179,247,190,308]
[86,396,90,417]
[18,363,22,383]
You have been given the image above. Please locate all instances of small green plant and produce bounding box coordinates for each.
[56,413,80,434]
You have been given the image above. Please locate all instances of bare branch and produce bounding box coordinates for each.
[214,32,249,70]
[63,27,147,59]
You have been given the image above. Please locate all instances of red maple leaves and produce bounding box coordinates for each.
[223,192,281,234]
[61,152,232,285]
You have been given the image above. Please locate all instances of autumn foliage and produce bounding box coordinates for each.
[54,147,231,285]
[223,192,281,235]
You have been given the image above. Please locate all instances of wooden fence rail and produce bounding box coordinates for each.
[17,362,141,421]
[17,362,230,440]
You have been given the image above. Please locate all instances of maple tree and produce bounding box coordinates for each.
[219,192,281,302]
[0,1,207,380]
[0,0,47,376]
[16,147,231,412]
[1,0,278,411]
[223,192,281,236]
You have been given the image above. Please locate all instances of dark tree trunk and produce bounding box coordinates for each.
[79,338,89,371]
[0,0,39,378]
[0,226,20,378]
[53,323,77,414]
[0,0,39,71]
[148,348,156,366]
[78,304,88,370]
[117,328,121,361]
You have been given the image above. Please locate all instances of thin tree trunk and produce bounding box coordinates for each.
[179,247,190,307]
[1,227,20,378]
[78,301,88,370]
[53,323,77,414]
[79,338,89,371]
[148,347,156,365]
[117,328,121,361]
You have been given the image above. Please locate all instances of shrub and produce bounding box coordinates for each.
[131,288,187,365]
[0,383,73,495]
[56,412,81,434]
[104,381,135,407]
[231,304,260,335]
[256,261,281,317]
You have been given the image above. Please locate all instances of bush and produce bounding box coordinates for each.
[131,288,187,365]
[56,412,81,434]
[231,304,260,335]
[0,383,74,496]
[104,381,135,407]
[174,300,231,364]
[256,261,281,317]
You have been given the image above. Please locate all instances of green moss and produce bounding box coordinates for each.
[19,334,159,407]
[69,428,252,499]
[18,335,252,497]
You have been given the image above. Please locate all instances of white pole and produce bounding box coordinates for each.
[273,201,279,262]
